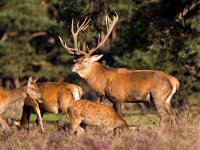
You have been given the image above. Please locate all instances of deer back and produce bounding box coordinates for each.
[24,82,83,113]
[68,99,127,129]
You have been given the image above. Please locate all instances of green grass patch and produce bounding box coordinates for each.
[124,110,159,125]
[29,109,159,127]
[30,113,58,122]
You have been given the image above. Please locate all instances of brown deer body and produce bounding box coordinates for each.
[59,13,180,127]
[19,82,83,131]
[0,77,42,129]
[73,59,179,125]
[67,99,128,134]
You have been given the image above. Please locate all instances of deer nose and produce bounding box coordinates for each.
[71,65,78,72]
[37,97,44,104]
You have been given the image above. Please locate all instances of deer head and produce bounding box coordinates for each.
[59,13,118,78]
[26,77,42,101]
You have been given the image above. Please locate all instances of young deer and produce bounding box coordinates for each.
[67,99,128,135]
[0,77,42,129]
[59,13,180,127]
[18,82,83,132]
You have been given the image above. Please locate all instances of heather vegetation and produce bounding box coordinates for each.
[0,0,200,149]
[0,113,200,150]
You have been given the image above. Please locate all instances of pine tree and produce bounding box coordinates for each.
[0,0,72,81]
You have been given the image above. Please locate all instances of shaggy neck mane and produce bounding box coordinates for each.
[85,62,111,95]
[87,62,108,79]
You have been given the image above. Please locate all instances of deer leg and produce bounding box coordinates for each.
[102,126,113,135]
[66,106,84,135]
[35,111,45,126]
[96,96,102,103]
[153,101,168,129]
[69,118,83,135]
[97,96,109,104]
[164,102,179,127]
[33,106,44,132]
[113,102,124,117]
[19,104,32,130]
[152,85,177,130]
[121,103,125,114]
[164,88,179,127]
[0,115,9,129]
[58,93,72,121]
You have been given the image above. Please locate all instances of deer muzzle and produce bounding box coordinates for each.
[71,65,79,72]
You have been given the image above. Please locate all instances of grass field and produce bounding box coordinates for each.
[29,109,159,125]
[1,105,200,150]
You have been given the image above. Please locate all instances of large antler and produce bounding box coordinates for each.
[59,17,91,55]
[88,12,118,55]
[59,12,118,56]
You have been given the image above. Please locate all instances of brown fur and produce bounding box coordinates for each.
[72,55,180,127]
[67,99,128,134]
[19,82,83,132]
[59,13,179,128]
[0,77,42,129]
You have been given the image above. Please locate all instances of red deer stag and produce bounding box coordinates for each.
[0,77,42,129]
[59,13,180,127]
[18,82,83,132]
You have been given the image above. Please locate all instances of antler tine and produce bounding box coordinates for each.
[106,15,108,31]
[98,33,101,44]
[81,23,89,30]
[71,19,75,34]
[76,21,80,29]
[58,36,77,55]
[77,17,91,32]
[59,17,91,56]
[86,45,90,52]
[71,17,91,55]
[106,15,111,31]
[59,13,118,56]
[88,12,118,55]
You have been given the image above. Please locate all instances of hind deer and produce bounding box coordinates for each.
[18,82,83,132]
[0,77,42,129]
[59,13,180,127]
[67,99,128,135]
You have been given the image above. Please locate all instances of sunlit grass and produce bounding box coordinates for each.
[29,108,159,125]
[124,111,159,125]
[1,105,200,150]
[30,114,58,122]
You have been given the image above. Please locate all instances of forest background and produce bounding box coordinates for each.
[0,0,200,112]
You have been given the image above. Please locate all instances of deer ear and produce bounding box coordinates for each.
[33,76,39,83]
[28,77,33,85]
[91,54,103,62]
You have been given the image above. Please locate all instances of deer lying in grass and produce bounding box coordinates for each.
[59,13,180,127]
[0,77,42,129]
[17,97,128,135]
[18,82,83,132]
[67,99,128,135]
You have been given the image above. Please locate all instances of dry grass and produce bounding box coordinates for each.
[0,110,200,150]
